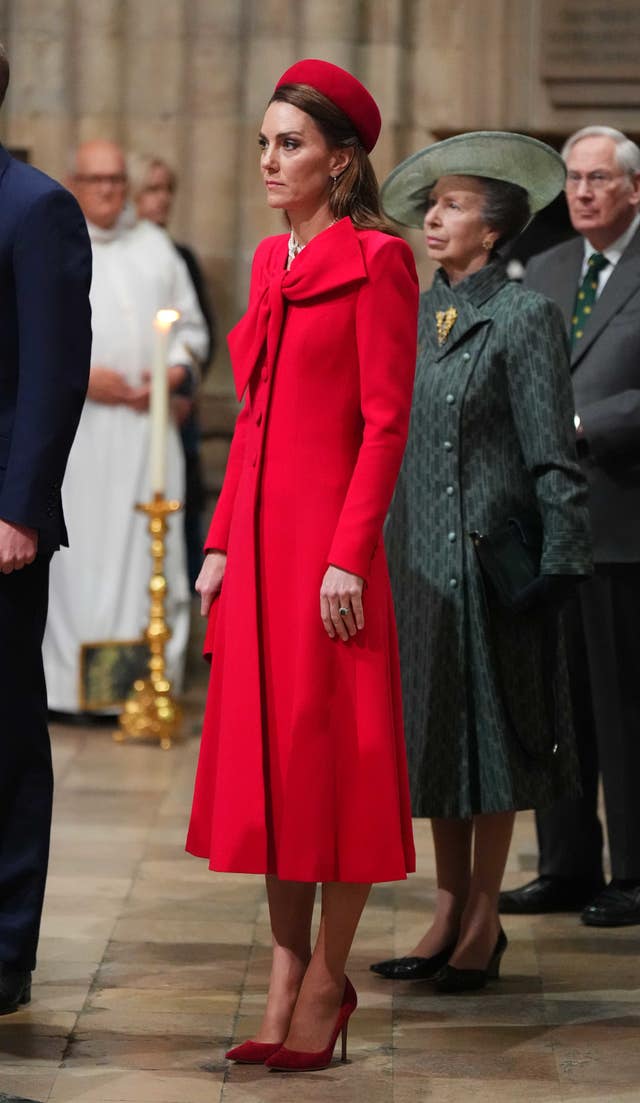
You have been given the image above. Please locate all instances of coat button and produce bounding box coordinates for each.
[256,411,262,426]
[446,485,454,496]
[449,577,458,588]
[446,394,455,404]
[448,532,456,542]
[462,352,471,362]
[444,440,453,451]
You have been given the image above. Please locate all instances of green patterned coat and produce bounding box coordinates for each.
[386,262,592,818]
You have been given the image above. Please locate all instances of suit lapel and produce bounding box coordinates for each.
[0,144,10,186]
[550,239,584,334]
[571,227,640,368]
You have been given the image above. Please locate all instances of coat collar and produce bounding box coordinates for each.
[427,262,505,361]
[571,225,640,367]
[229,218,368,400]
[260,216,368,300]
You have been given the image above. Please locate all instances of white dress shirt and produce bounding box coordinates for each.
[581,210,640,297]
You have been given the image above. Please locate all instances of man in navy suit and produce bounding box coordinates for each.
[0,44,92,1013]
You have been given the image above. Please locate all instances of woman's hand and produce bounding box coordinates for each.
[320,565,365,641]
[196,550,227,617]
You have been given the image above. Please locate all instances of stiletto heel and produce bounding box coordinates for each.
[434,928,508,993]
[340,1021,348,1062]
[265,977,357,1072]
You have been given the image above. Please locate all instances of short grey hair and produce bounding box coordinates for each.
[127,152,176,199]
[561,126,640,178]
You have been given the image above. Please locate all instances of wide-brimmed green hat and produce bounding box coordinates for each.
[381,131,566,229]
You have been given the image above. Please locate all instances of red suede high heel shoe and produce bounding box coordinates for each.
[265,977,358,1072]
[225,1039,284,1064]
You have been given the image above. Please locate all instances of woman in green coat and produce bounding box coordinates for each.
[371,133,592,991]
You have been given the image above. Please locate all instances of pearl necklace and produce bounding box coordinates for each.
[287,229,305,266]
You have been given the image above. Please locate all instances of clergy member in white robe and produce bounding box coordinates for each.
[43,140,208,713]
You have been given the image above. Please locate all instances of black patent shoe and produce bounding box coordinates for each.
[0,965,32,1015]
[434,929,507,993]
[499,875,604,914]
[370,943,456,980]
[581,881,640,927]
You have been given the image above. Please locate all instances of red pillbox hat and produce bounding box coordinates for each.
[275,58,381,153]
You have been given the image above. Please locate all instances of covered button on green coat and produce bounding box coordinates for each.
[386,262,592,819]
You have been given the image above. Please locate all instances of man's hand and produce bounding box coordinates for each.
[88,367,136,406]
[0,519,38,574]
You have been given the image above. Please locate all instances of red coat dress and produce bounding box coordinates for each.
[186,217,418,882]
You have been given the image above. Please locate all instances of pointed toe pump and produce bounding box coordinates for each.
[265,976,358,1072]
[370,942,456,981]
[225,1039,285,1064]
[435,928,508,993]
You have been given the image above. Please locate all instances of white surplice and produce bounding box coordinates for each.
[43,217,208,712]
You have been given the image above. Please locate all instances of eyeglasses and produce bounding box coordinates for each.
[565,171,625,192]
[73,173,127,188]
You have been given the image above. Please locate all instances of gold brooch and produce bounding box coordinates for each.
[436,307,458,346]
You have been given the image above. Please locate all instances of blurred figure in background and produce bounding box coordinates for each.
[128,153,216,590]
[43,139,208,715]
[500,126,640,928]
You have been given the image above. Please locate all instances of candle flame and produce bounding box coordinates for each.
[155,308,180,330]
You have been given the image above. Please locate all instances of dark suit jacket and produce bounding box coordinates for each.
[0,146,92,552]
[525,226,640,562]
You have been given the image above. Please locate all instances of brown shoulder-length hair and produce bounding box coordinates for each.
[269,84,398,236]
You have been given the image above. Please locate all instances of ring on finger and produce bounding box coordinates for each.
[338,606,349,617]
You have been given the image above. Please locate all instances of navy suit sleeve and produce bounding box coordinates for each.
[0,187,92,537]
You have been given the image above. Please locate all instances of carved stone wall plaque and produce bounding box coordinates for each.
[541,0,640,81]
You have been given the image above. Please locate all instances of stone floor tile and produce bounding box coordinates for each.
[223,1052,393,1102]
[393,1022,559,1081]
[2,659,633,1102]
[552,1020,640,1084]
[0,1064,58,1103]
[64,1030,221,1070]
[108,917,254,945]
[0,1015,75,1065]
[39,914,117,943]
[392,1076,562,1102]
[86,986,238,1018]
[35,937,111,964]
[48,1068,224,1102]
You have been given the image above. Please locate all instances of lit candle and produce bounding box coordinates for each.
[150,308,180,496]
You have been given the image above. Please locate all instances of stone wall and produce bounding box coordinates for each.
[1,0,639,398]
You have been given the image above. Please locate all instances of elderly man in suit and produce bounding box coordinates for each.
[0,44,92,1013]
[500,126,640,927]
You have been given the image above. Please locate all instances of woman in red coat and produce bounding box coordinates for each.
[187,59,418,1072]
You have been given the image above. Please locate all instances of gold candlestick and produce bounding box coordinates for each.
[116,494,183,750]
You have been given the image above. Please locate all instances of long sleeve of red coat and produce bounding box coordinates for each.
[204,244,269,552]
[327,236,418,580]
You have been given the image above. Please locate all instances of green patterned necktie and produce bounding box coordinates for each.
[570,252,609,347]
